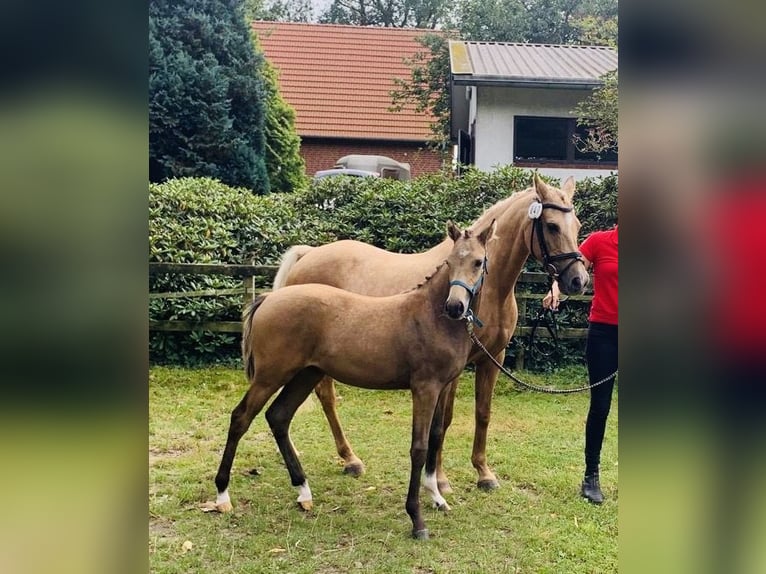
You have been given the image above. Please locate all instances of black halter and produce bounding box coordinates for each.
[528,199,584,280]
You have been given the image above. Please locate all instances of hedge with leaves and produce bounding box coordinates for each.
[149,168,617,366]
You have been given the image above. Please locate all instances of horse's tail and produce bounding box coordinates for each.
[242,294,269,382]
[273,245,313,289]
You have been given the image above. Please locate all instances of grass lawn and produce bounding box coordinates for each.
[149,365,617,573]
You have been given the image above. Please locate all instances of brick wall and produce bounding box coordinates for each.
[301,138,445,178]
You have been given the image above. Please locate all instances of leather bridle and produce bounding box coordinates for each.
[528,199,584,280]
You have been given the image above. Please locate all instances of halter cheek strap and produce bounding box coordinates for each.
[449,257,489,327]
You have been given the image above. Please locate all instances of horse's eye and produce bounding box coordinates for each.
[474,259,483,268]
[546,223,560,234]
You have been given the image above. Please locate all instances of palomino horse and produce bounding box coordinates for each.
[211,220,496,539]
[272,173,589,492]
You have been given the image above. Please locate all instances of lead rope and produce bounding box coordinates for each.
[466,325,617,394]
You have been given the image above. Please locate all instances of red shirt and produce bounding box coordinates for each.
[580,227,619,325]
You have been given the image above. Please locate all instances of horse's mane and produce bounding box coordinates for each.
[469,187,534,232]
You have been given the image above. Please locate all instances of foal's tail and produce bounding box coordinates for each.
[272,245,313,289]
[242,294,269,382]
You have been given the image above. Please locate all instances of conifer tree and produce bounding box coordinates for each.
[150,0,270,192]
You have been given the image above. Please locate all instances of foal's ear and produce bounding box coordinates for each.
[477,218,496,246]
[447,220,462,242]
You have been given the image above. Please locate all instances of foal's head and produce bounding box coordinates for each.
[443,219,496,320]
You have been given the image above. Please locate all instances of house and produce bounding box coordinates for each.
[252,21,444,177]
[449,41,618,181]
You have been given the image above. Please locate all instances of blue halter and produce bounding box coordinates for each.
[448,256,489,327]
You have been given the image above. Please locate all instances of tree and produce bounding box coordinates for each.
[572,14,618,48]
[451,0,617,44]
[320,0,449,28]
[390,32,455,152]
[573,70,618,156]
[150,0,270,192]
[244,0,314,22]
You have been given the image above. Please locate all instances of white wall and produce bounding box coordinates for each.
[471,85,616,182]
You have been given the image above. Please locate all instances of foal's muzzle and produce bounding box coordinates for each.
[444,299,465,319]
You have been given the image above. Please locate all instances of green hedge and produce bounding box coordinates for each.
[149,168,617,366]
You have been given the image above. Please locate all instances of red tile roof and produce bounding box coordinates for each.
[252,22,436,141]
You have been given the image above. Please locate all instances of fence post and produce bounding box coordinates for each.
[515,297,527,371]
[243,258,255,307]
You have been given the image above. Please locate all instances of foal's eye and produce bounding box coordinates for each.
[474,259,483,268]
[546,223,560,234]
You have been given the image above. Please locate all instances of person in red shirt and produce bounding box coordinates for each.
[544,225,618,503]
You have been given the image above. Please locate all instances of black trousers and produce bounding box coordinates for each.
[584,321,618,473]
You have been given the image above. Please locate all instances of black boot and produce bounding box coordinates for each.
[581,471,604,504]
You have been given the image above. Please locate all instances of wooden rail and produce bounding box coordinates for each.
[149,262,592,369]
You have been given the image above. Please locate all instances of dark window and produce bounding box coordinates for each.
[515,117,568,161]
[514,116,617,165]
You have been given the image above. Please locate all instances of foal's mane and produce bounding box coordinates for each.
[401,260,448,295]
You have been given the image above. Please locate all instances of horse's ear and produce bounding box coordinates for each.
[533,171,549,198]
[477,218,496,246]
[561,176,576,198]
[447,220,462,242]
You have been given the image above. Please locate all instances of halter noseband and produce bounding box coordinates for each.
[528,199,584,280]
[449,256,488,327]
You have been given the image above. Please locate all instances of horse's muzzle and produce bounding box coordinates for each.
[560,269,589,295]
[444,300,465,320]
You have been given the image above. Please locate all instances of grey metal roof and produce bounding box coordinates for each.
[450,41,617,88]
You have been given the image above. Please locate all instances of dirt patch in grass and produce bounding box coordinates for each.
[149,447,187,467]
[149,516,178,555]
[514,481,542,500]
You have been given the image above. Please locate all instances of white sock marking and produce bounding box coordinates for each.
[423,472,447,507]
[216,489,230,506]
[296,480,312,503]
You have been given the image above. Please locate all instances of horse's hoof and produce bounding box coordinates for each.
[200,497,233,513]
[477,478,500,491]
[200,501,219,513]
[437,480,453,494]
[412,528,429,540]
[343,461,365,477]
[436,501,451,512]
[297,500,313,512]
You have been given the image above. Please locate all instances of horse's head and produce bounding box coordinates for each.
[443,218,496,320]
[529,173,590,295]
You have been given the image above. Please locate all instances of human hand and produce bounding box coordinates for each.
[542,290,559,310]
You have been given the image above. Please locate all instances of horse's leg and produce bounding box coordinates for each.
[423,383,453,511]
[406,383,441,540]
[213,379,279,512]
[434,377,459,494]
[472,353,503,490]
[314,377,365,476]
[266,367,324,511]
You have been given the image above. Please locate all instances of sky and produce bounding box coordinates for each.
[310,0,332,20]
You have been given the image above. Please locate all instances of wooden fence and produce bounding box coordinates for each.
[149,262,592,369]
